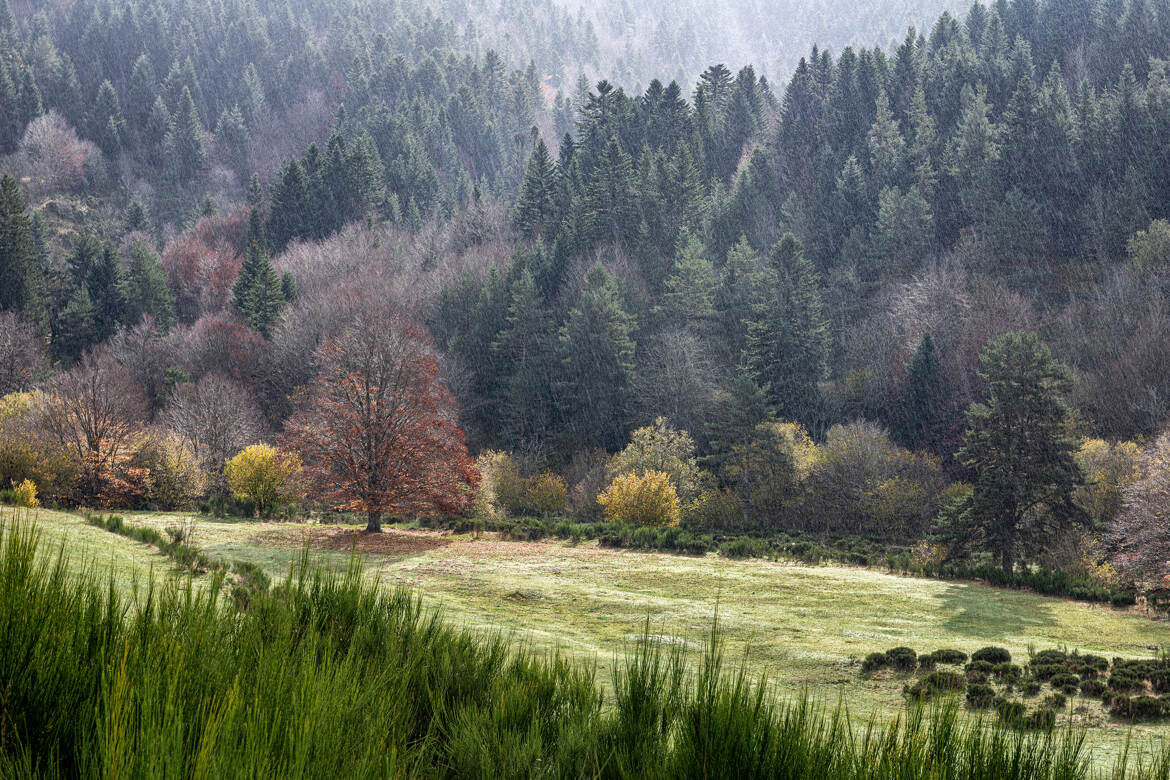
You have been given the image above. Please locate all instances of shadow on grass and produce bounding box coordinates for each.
[939,581,1057,638]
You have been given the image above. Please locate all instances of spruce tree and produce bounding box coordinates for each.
[659,234,718,335]
[956,332,1086,573]
[717,237,765,362]
[746,234,830,425]
[120,240,176,331]
[91,80,126,156]
[17,68,42,125]
[53,286,96,362]
[233,241,286,336]
[558,263,636,450]
[513,138,557,237]
[215,106,250,180]
[0,175,38,315]
[268,158,310,250]
[900,332,948,453]
[167,85,207,182]
[492,268,557,448]
[87,242,127,342]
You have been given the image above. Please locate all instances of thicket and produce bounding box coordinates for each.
[7,516,1170,779]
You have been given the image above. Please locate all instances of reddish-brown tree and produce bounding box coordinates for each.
[283,314,479,531]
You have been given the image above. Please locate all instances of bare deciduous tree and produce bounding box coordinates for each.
[164,373,267,472]
[0,312,45,395]
[1110,433,1170,587]
[38,349,149,471]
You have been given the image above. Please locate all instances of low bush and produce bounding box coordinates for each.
[966,683,996,709]
[931,649,968,665]
[966,660,994,676]
[995,698,1026,725]
[1108,673,1144,693]
[862,652,889,674]
[1110,695,1167,720]
[598,470,681,527]
[886,647,919,672]
[1043,692,1067,709]
[905,671,966,701]
[720,537,771,559]
[1080,679,1107,697]
[1023,708,1057,730]
[972,647,1011,665]
[918,653,937,671]
[1023,681,1042,697]
[994,663,1022,684]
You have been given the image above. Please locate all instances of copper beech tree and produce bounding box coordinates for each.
[283,315,479,532]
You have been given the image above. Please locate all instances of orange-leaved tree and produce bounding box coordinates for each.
[283,314,479,532]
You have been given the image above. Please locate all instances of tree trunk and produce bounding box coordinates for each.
[366,509,383,533]
[1000,544,1014,576]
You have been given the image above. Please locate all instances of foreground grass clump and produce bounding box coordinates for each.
[3,519,1170,779]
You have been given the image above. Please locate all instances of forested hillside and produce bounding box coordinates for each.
[4,0,1170,593]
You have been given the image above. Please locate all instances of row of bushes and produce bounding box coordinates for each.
[864,643,1170,727]
[83,512,271,604]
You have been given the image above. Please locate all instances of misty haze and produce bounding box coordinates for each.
[2,0,1170,776]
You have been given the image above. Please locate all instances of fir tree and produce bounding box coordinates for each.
[87,242,127,342]
[0,175,38,315]
[558,263,636,450]
[233,241,286,336]
[513,138,557,238]
[747,234,830,425]
[659,234,718,335]
[268,158,310,250]
[492,268,557,448]
[167,85,207,182]
[91,80,126,156]
[953,332,1086,573]
[899,332,948,453]
[120,240,175,331]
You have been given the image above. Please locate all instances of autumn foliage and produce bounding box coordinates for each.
[598,470,681,527]
[283,313,479,531]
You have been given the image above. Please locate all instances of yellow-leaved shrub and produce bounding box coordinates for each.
[597,470,680,527]
[224,444,302,517]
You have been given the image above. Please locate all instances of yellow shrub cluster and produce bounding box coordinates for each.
[8,479,38,508]
[597,470,680,527]
[224,444,303,517]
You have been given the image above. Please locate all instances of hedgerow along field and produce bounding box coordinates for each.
[12,507,1170,773]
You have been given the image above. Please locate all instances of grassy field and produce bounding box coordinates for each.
[26,508,1170,765]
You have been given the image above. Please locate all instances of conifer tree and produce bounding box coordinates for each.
[53,286,96,362]
[717,237,765,362]
[0,175,43,321]
[900,332,948,453]
[120,240,176,331]
[747,234,830,425]
[91,80,126,156]
[167,85,207,182]
[268,158,310,250]
[233,241,286,336]
[215,106,251,180]
[17,68,42,125]
[492,268,557,448]
[87,242,127,343]
[867,89,906,190]
[660,234,718,335]
[513,138,557,237]
[952,332,1086,573]
[559,263,636,450]
[585,136,635,247]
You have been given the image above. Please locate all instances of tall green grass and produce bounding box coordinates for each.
[1,515,1168,779]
